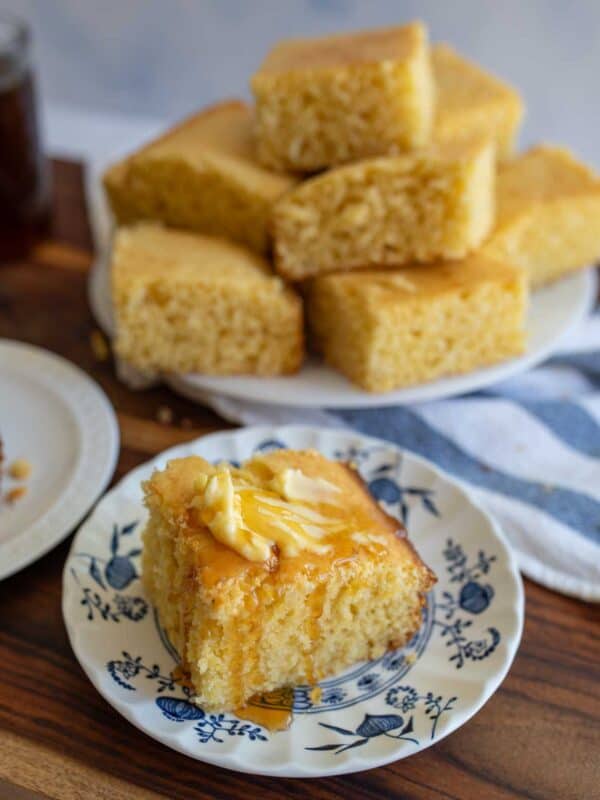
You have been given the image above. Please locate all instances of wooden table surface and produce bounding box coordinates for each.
[0,160,598,800]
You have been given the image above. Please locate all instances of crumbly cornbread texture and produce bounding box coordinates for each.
[251,22,435,171]
[142,449,435,711]
[272,138,495,280]
[103,101,297,255]
[433,44,524,160]
[112,223,303,377]
[483,145,600,287]
[307,256,527,392]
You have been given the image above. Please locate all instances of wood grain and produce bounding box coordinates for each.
[0,159,598,800]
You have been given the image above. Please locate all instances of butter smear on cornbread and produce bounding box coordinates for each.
[142,449,435,711]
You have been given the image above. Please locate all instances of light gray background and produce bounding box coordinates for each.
[4,0,599,165]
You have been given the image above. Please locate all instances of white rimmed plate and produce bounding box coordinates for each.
[62,425,523,777]
[0,339,119,580]
[86,155,597,408]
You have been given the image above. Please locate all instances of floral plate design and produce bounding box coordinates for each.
[62,425,523,777]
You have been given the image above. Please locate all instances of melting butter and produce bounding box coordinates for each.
[199,468,272,562]
[270,468,343,506]
[195,464,361,563]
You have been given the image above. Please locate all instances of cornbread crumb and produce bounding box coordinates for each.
[405,652,417,666]
[433,44,524,159]
[112,223,304,377]
[273,138,495,280]
[156,405,174,425]
[6,486,27,504]
[90,329,110,362]
[310,686,323,704]
[142,449,435,710]
[251,22,434,171]
[103,101,297,254]
[307,256,527,392]
[483,145,600,286]
[8,459,32,480]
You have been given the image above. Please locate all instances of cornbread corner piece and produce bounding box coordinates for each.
[111,223,303,377]
[272,138,496,280]
[307,256,527,392]
[483,145,600,287]
[142,449,436,711]
[250,22,435,171]
[103,100,298,255]
[433,44,524,160]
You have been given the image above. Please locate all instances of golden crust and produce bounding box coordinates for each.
[483,145,600,286]
[254,23,427,75]
[103,100,298,254]
[251,22,434,170]
[432,43,524,159]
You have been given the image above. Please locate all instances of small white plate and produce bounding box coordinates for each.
[85,153,596,408]
[0,340,119,580]
[63,425,523,777]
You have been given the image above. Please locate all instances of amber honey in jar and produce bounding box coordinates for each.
[0,13,49,261]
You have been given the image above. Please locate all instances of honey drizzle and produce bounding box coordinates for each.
[171,663,194,692]
[305,580,327,684]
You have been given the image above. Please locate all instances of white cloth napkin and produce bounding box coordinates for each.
[199,312,600,602]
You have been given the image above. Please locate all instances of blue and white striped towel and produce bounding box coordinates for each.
[205,312,600,602]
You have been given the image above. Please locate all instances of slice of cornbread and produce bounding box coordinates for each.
[251,22,435,171]
[142,449,435,711]
[433,44,524,160]
[307,256,527,392]
[111,223,303,377]
[483,145,600,287]
[103,101,298,255]
[272,138,495,280]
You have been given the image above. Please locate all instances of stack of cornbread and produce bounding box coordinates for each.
[104,21,600,393]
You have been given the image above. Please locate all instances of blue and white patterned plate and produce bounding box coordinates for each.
[62,425,523,778]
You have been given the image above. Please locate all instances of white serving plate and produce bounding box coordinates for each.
[63,425,523,777]
[85,151,597,408]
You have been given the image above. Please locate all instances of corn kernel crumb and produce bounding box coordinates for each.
[9,458,32,480]
[6,486,27,504]
[309,686,323,704]
[90,329,110,361]
[157,405,174,425]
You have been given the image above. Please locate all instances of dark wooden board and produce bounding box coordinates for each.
[0,160,598,800]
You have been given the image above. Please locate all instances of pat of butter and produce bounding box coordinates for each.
[271,468,343,506]
[199,468,273,562]
[195,465,356,563]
